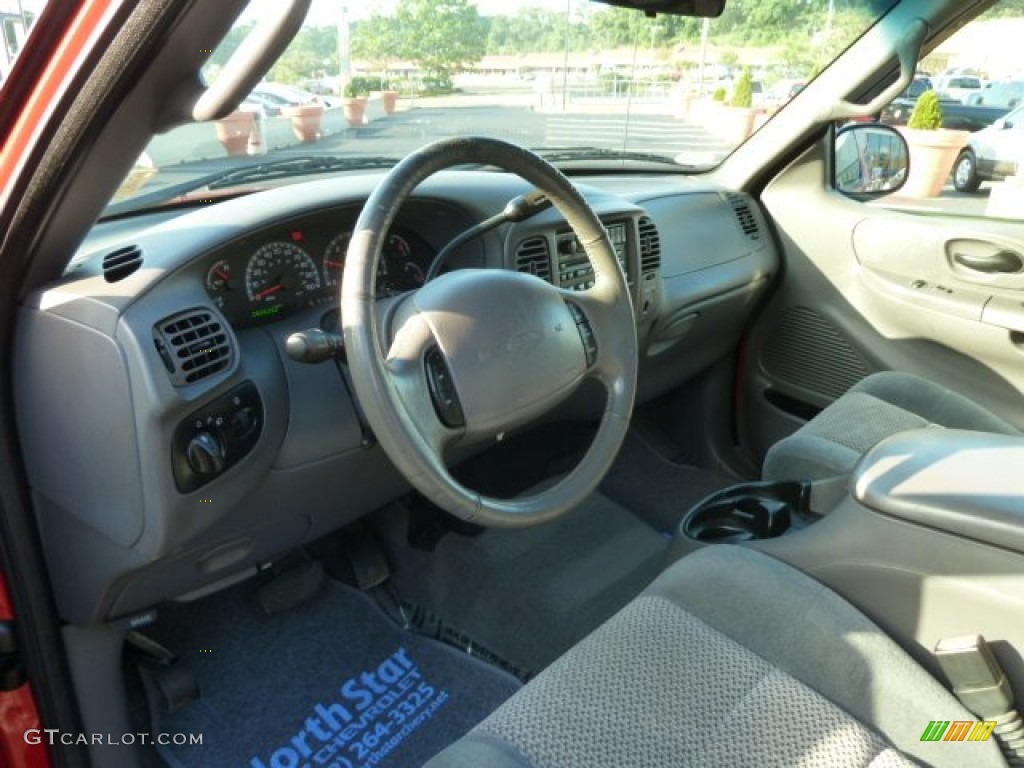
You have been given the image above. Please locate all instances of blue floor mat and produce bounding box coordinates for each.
[147,577,521,768]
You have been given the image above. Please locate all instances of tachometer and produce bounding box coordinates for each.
[323,232,392,291]
[383,233,426,293]
[245,242,320,308]
[323,231,426,296]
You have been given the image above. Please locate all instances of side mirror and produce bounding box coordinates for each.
[834,123,909,200]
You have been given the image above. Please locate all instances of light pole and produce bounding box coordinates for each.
[337,4,351,97]
[696,17,710,97]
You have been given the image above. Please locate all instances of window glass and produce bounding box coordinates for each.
[873,0,1024,221]
[0,0,42,86]
[106,0,896,215]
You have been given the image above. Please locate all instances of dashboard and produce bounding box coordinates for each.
[15,169,777,625]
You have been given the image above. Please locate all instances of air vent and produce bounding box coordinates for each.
[724,193,761,243]
[102,245,143,282]
[638,217,661,274]
[514,236,551,282]
[154,310,232,386]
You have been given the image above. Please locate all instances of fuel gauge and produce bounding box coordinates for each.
[206,259,233,307]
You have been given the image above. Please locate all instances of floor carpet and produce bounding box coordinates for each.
[146,577,520,768]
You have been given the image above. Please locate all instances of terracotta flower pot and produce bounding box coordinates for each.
[215,110,256,156]
[283,104,324,143]
[343,97,367,127]
[382,90,399,115]
[717,106,756,145]
[899,128,969,197]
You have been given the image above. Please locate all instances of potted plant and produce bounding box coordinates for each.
[282,97,324,144]
[214,109,257,156]
[900,90,969,197]
[719,68,757,144]
[381,84,399,115]
[343,78,368,127]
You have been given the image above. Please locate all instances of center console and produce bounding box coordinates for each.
[713,428,1024,712]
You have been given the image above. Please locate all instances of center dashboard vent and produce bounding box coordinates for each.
[102,245,143,283]
[514,236,551,283]
[724,192,762,244]
[638,217,661,274]
[153,310,233,386]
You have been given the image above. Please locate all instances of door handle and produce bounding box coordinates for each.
[953,250,1023,274]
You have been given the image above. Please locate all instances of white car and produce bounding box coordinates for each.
[933,74,984,104]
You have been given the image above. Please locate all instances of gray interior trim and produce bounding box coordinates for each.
[854,428,1024,553]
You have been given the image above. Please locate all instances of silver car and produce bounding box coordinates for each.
[952,103,1024,192]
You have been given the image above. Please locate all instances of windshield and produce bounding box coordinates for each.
[106,0,894,214]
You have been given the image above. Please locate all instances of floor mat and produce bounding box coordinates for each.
[146,578,520,768]
[376,490,668,675]
[600,430,736,533]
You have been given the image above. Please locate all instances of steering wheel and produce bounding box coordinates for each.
[341,137,637,527]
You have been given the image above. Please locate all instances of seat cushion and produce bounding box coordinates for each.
[763,371,1019,482]
[427,546,1006,768]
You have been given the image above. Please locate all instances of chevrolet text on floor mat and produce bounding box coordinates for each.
[249,648,449,768]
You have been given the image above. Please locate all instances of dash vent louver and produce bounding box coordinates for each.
[153,310,232,386]
[638,217,661,274]
[102,245,143,282]
[724,193,761,243]
[514,236,552,282]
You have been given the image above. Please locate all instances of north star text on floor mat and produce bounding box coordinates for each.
[249,647,448,768]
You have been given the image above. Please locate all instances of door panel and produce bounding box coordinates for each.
[740,137,1024,469]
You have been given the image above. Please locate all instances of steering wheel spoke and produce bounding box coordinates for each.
[384,313,462,457]
[558,278,631,385]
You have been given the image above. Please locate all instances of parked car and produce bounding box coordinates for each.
[765,78,805,106]
[968,79,1024,110]
[881,94,1007,131]
[933,74,985,103]
[246,83,338,115]
[952,103,1024,191]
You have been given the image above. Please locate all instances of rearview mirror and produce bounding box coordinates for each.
[589,0,725,17]
[834,123,909,200]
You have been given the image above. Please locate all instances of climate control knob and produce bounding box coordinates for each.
[185,431,225,476]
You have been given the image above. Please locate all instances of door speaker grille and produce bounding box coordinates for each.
[760,306,870,400]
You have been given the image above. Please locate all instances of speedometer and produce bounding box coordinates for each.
[245,242,321,312]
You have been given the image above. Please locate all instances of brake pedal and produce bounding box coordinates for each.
[258,558,325,614]
[307,520,391,589]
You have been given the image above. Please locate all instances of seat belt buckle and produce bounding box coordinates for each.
[934,634,1014,719]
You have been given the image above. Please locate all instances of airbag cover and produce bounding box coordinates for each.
[409,269,586,435]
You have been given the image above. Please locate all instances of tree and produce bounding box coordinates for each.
[393,0,486,88]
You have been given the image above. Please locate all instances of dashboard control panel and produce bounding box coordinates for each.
[171,381,263,492]
[556,221,630,291]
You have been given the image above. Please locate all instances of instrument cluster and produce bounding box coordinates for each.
[203,214,435,328]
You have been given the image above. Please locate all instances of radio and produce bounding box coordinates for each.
[556,221,630,291]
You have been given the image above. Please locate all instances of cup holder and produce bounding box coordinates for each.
[681,481,813,544]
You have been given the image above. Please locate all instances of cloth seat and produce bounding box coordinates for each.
[762,371,1019,483]
[427,545,1006,768]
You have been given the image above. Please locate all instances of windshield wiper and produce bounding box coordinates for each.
[103,155,401,217]
[532,146,692,168]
